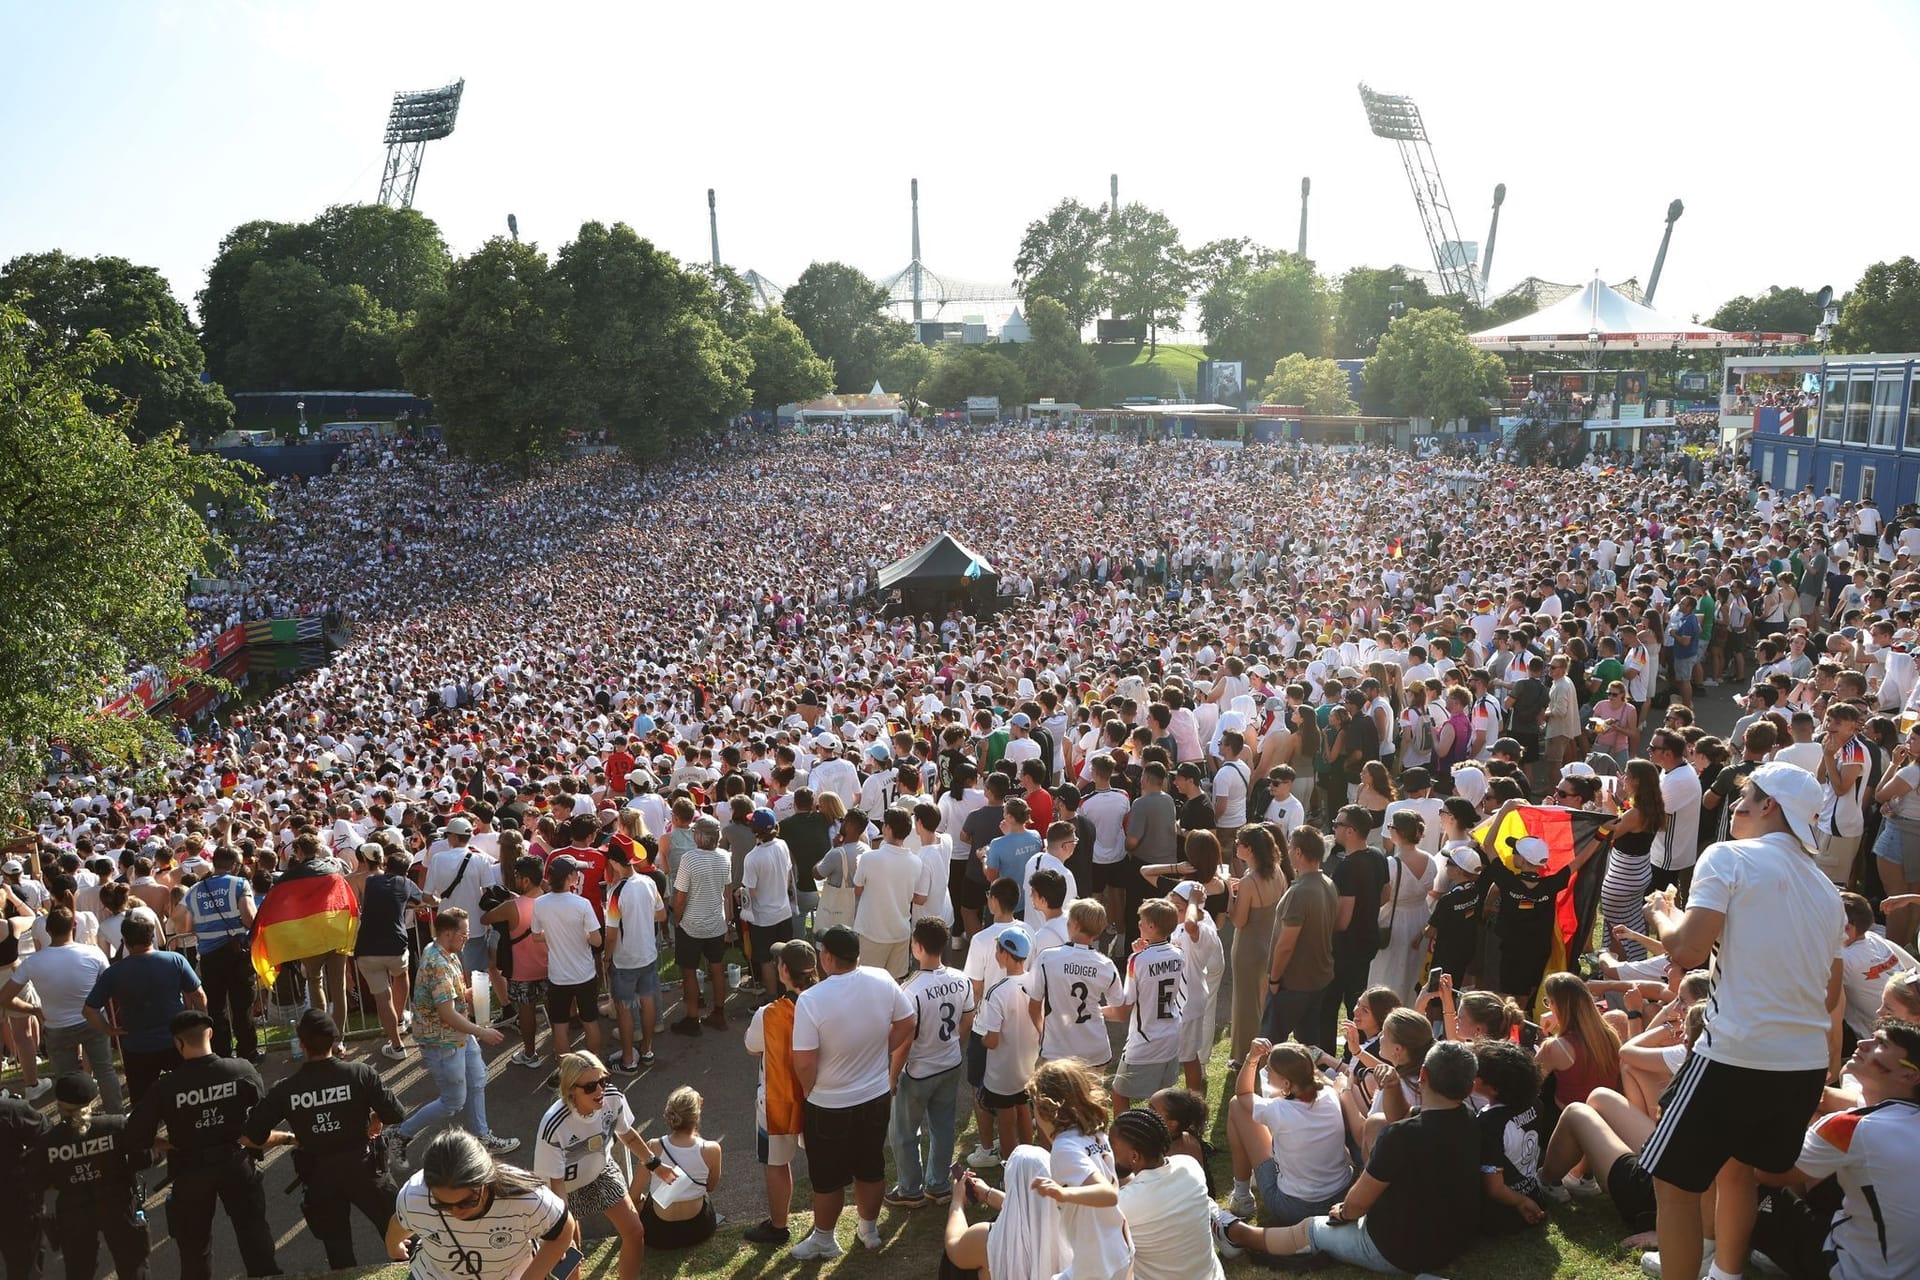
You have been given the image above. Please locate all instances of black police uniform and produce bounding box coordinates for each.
[0,1096,50,1280]
[126,1053,280,1280]
[30,1113,151,1280]
[243,1055,407,1269]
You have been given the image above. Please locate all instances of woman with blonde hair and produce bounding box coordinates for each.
[1342,1007,1434,1159]
[1027,1058,1131,1280]
[33,1072,150,1280]
[530,1052,664,1280]
[632,1085,722,1249]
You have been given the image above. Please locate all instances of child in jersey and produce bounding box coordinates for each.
[1169,880,1225,1092]
[1028,897,1121,1067]
[1108,897,1188,1111]
[1478,827,1571,1005]
[1026,868,1072,958]
[1471,1037,1550,1234]
[1425,822,1485,987]
[887,917,975,1208]
[1028,1058,1132,1280]
[975,927,1040,1162]
[963,877,1022,1167]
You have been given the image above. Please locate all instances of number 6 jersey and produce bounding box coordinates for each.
[1029,942,1121,1065]
[1119,939,1187,1066]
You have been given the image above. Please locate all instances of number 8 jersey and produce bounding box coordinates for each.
[1030,942,1121,1065]
[901,964,975,1078]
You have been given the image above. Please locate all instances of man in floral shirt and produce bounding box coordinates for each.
[390,907,518,1158]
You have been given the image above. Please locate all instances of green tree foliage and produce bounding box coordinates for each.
[696,263,758,342]
[0,302,258,803]
[1013,199,1108,331]
[1363,307,1506,424]
[1018,296,1100,403]
[1831,258,1920,353]
[1203,255,1330,374]
[1332,266,1433,358]
[0,251,233,440]
[1707,285,1824,336]
[878,343,937,414]
[197,205,451,390]
[1260,353,1358,415]
[1192,238,1280,346]
[783,263,911,393]
[743,307,834,411]
[548,222,749,457]
[925,346,1025,410]
[1098,204,1192,354]
[400,238,568,471]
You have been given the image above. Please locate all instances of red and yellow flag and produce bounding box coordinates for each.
[1471,804,1611,1005]
[251,874,360,986]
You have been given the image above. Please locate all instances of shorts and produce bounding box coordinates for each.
[1873,818,1920,880]
[747,918,794,962]
[757,1127,803,1167]
[1606,1152,1657,1233]
[1672,655,1699,684]
[965,1031,987,1089]
[978,1085,1029,1112]
[803,1093,891,1192]
[1813,830,1861,886]
[1612,955,1670,983]
[547,977,601,1025]
[1641,1054,1828,1193]
[567,1162,629,1217]
[1254,1158,1344,1226]
[674,927,727,970]
[508,977,550,1007]
[609,962,659,1007]
[353,954,407,995]
[1110,1053,1180,1099]
[460,934,492,974]
[953,864,986,912]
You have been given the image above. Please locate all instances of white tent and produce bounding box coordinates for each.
[1470,275,1802,352]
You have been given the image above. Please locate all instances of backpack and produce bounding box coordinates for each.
[1249,773,1275,825]
[1407,708,1436,759]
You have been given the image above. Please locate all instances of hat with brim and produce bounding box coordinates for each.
[1747,761,1822,851]
[1512,835,1552,868]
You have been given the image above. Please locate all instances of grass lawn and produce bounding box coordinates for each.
[302,1016,1648,1280]
[1094,342,1207,404]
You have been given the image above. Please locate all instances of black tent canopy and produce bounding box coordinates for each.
[876,533,999,617]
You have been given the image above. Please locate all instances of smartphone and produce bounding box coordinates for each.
[1596,775,1617,800]
[549,1246,586,1280]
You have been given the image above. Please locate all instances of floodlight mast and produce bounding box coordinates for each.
[378,79,465,209]
[1357,83,1481,305]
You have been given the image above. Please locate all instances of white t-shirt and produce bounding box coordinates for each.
[97,905,162,957]
[1841,933,1919,1034]
[1081,789,1131,866]
[974,971,1039,1095]
[963,921,1018,990]
[1651,763,1705,871]
[1050,1128,1132,1280]
[606,874,661,970]
[15,943,109,1029]
[1119,940,1187,1065]
[1251,1086,1351,1200]
[1029,942,1120,1064]
[30,912,100,952]
[1263,793,1305,842]
[1212,759,1250,827]
[424,846,499,919]
[1022,851,1077,923]
[1120,1156,1226,1280]
[394,1174,567,1280]
[532,1090,634,1191]
[791,965,913,1108]
[1796,1101,1920,1280]
[531,890,601,986]
[914,833,955,924]
[901,965,974,1078]
[740,839,794,927]
[851,843,922,944]
[1688,831,1844,1071]
[1381,797,1445,854]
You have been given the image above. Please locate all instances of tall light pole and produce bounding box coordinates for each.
[1297,177,1311,258]
[1644,199,1684,307]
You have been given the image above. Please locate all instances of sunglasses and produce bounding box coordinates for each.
[574,1077,608,1094]
[1553,788,1578,799]
[429,1189,485,1213]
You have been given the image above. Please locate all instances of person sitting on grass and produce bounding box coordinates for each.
[1225,1039,1352,1224]
[941,1145,1067,1280]
[1213,1039,1484,1277]
[1470,1037,1550,1233]
[1110,1106,1224,1280]
[1340,1007,1434,1160]
[1027,1058,1131,1280]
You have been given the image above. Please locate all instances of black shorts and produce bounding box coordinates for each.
[747,918,794,960]
[674,927,728,970]
[953,863,986,912]
[978,1086,1029,1112]
[1641,1054,1828,1193]
[548,977,600,1025]
[1606,1153,1657,1233]
[966,1030,987,1089]
[802,1094,890,1192]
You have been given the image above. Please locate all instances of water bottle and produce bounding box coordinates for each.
[287,1012,304,1061]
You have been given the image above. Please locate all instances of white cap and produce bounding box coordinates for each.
[1513,835,1553,867]
[1446,843,1482,874]
[1746,761,1822,851]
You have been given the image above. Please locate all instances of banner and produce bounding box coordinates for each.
[252,874,360,986]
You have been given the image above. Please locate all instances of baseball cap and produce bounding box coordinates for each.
[1513,836,1553,867]
[748,807,779,832]
[444,816,474,835]
[0,860,20,875]
[548,854,581,878]
[996,927,1033,960]
[1169,880,1208,905]
[170,1009,214,1038]
[1010,713,1032,728]
[1398,766,1433,793]
[1447,843,1483,874]
[818,925,861,964]
[1747,761,1821,851]
[357,841,385,858]
[1175,762,1204,781]
[53,1072,98,1107]
[1450,765,1489,806]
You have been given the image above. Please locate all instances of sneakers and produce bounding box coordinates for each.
[481,1133,520,1155]
[1641,1241,1716,1279]
[704,1010,728,1030]
[855,1220,883,1250]
[1563,1173,1604,1199]
[669,1017,703,1037]
[883,1187,927,1209]
[638,1050,656,1065]
[380,1042,408,1061]
[24,1079,52,1102]
[1538,1181,1572,1205]
[966,1144,1001,1169]
[1212,1209,1246,1260]
[743,1219,790,1245]
[510,1050,544,1069]
[927,1185,953,1205]
[1228,1188,1258,1218]
[791,1231,844,1262]
[614,1055,641,1075]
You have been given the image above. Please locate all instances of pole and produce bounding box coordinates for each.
[1480,183,1505,293]
[1297,177,1310,258]
[707,189,720,270]
[1644,198,1684,307]
[910,178,923,323]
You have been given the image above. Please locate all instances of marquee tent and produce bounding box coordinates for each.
[877,533,999,617]
[1470,276,1804,352]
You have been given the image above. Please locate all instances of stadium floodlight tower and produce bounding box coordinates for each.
[1357,83,1481,305]
[377,79,465,209]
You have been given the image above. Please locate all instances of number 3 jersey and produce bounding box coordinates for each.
[1120,940,1187,1065]
[533,1089,635,1191]
[1030,942,1121,1065]
[901,964,976,1078]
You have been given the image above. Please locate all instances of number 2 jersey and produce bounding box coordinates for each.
[1119,940,1187,1065]
[1029,942,1121,1065]
[902,964,975,1078]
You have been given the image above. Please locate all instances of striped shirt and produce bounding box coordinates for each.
[533,1090,634,1191]
[672,847,732,939]
[394,1173,567,1280]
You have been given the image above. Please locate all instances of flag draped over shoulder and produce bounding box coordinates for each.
[251,874,359,986]
[1471,804,1613,991]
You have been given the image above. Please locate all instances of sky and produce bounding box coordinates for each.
[4,0,1917,332]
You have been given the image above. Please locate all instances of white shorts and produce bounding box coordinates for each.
[1613,955,1671,982]
[1178,1001,1216,1064]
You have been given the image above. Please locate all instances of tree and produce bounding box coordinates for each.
[1260,353,1358,415]
[400,238,567,471]
[1831,258,1920,353]
[1332,266,1433,358]
[547,222,750,457]
[0,251,233,440]
[1018,296,1101,403]
[743,307,834,411]
[1192,238,1280,345]
[1013,199,1107,331]
[1097,204,1192,354]
[226,257,403,391]
[0,302,258,806]
[1707,285,1824,337]
[878,342,937,414]
[925,346,1025,411]
[1363,307,1507,425]
[783,262,910,394]
[1203,255,1331,374]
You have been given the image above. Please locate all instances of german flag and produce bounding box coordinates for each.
[1472,805,1612,1000]
[251,874,360,986]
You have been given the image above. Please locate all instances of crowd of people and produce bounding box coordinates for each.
[7,424,1920,1280]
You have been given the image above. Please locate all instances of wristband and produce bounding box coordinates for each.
[645,1155,662,1171]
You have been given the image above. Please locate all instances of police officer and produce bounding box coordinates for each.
[126,1009,280,1280]
[0,1086,50,1280]
[243,1009,406,1269]
[31,1073,151,1280]
[174,846,258,1060]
